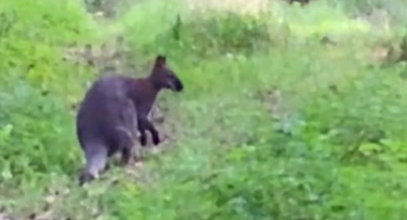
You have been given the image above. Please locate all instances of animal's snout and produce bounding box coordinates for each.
[174,79,183,91]
[170,77,183,92]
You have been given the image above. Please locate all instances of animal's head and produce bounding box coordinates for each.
[150,55,183,92]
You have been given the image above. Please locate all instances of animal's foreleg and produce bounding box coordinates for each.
[138,125,147,146]
[138,116,160,146]
[145,120,160,145]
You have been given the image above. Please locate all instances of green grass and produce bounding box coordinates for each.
[1,0,407,219]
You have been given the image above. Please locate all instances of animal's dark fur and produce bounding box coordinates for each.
[76,55,183,185]
[286,0,311,6]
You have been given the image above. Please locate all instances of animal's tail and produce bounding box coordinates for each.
[79,143,108,186]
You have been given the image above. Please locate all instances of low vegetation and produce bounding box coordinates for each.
[1,0,407,219]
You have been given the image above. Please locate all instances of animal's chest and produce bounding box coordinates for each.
[133,86,157,115]
[137,98,156,116]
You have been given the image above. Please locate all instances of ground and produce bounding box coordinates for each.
[1,0,407,219]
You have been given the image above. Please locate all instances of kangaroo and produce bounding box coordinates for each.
[76,55,183,185]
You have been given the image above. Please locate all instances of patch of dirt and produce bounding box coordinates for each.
[1,186,72,220]
[257,86,285,120]
[0,209,12,220]
[359,8,392,32]
[185,0,269,16]
[62,35,135,76]
[368,40,402,65]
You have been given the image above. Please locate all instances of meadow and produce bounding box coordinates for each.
[1,0,407,219]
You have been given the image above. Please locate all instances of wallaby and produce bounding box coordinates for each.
[76,55,183,185]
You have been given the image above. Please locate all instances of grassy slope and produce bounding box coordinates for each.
[1,0,407,219]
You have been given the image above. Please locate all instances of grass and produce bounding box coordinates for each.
[1,0,407,219]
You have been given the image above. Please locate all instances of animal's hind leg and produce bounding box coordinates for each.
[121,147,133,166]
[120,136,138,166]
[115,126,136,166]
[79,143,108,185]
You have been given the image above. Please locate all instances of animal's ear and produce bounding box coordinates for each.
[154,55,166,68]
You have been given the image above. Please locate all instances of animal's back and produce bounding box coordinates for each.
[76,75,136,153]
